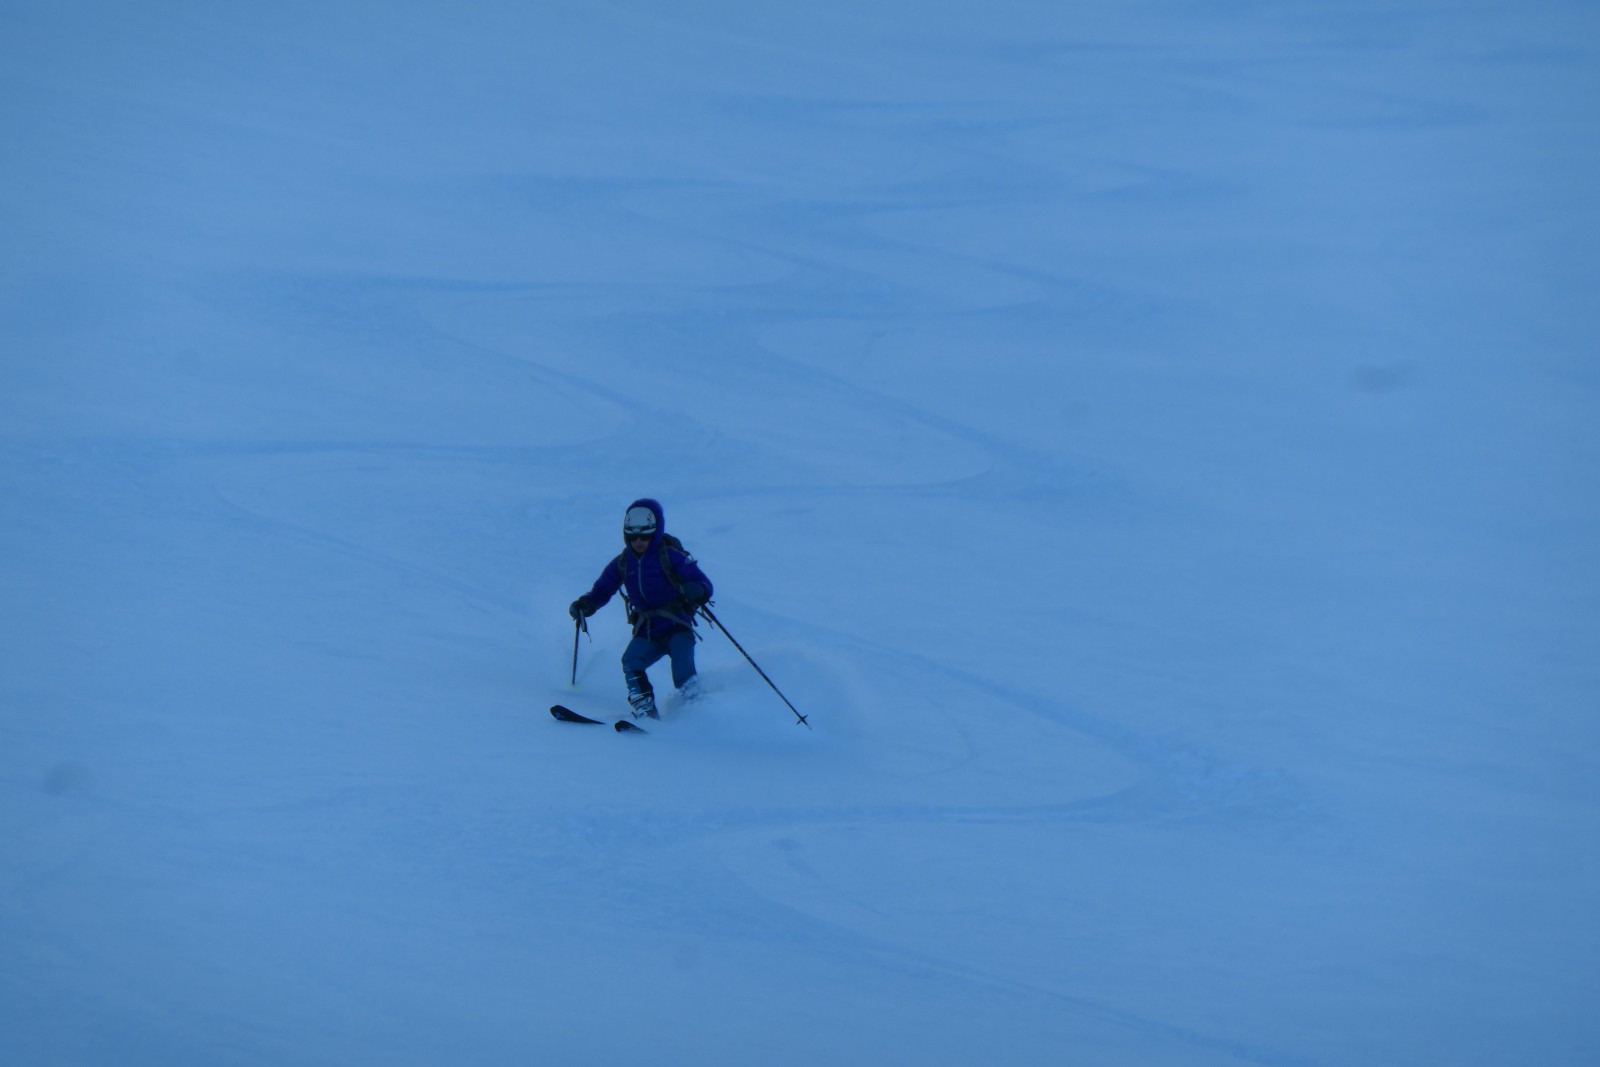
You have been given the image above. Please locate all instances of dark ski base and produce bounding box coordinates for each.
[552,704,648,733]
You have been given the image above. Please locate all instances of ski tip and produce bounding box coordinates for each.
[551,705,604,725]
[614,719,648,734]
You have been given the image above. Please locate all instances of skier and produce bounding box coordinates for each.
[568,499,713,719]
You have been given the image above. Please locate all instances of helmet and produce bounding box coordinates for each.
[623,505,658,540]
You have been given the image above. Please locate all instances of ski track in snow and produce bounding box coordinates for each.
[57,259,1323,1063]
[158,277,1322,1065]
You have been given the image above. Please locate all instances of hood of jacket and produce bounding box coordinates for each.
[623,497,666,550]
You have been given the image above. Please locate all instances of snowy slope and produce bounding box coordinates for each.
[3,1,1598,1065]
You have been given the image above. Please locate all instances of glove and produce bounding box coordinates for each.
[569,597,594,621]
[678,582,709,607]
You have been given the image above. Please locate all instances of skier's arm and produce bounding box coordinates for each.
[573,557,624,616]
[674,553,713,606]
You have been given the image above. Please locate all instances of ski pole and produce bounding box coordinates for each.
[570,614,588,687]
[699,606,810,729]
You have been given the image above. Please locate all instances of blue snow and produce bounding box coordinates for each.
[3,1,1598,1065]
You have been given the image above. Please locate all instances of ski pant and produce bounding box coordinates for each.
[621,628,697,696]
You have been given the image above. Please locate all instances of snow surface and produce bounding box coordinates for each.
[4,1,1598,1064]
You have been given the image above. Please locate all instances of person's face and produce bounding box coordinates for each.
[629,533,651,554]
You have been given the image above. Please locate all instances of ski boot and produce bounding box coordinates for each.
[626,670,659,720]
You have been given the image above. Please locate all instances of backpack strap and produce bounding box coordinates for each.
[632,605,697,637]
[658,545,682,593]
[613,551,634,619]
[658,540,702,639]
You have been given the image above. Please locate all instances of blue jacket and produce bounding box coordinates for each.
[581,498,713,640]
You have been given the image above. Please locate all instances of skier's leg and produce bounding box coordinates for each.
[621,636,665,718]
[666,629,698,690]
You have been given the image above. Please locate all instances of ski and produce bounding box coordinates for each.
[550,704,604,725]
[552,704,649,733]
